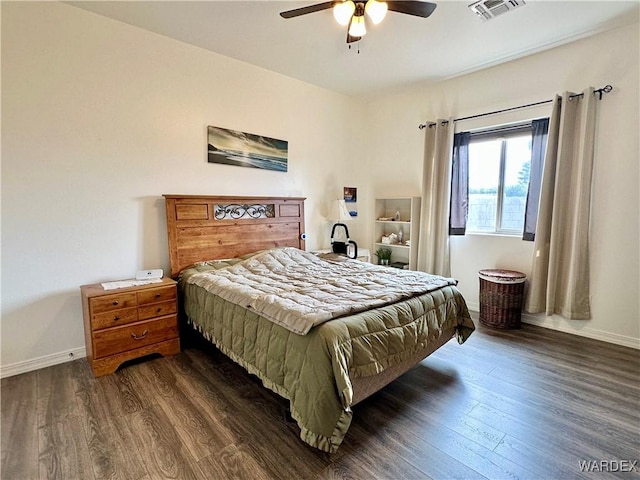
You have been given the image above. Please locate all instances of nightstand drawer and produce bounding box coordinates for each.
[90,292,138,314]
[92,307,138,330]
[93,315,178,359]
[137,286,177,306]
[138,300,177,320]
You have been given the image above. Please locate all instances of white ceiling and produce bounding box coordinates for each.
[67,1,639,98]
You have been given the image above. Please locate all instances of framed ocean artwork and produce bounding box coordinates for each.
[207,126,288,172]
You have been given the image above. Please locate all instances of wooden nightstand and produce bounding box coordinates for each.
[80,277,180,377]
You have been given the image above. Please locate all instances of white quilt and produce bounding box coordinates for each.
[186,247,456,335]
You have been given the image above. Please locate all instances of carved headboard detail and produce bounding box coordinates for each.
[163,195,306,277]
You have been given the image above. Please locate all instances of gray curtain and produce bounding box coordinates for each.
[449,132,470,235]
[522,118,549,241]
[525,88,597,319]
[417,119,454,276]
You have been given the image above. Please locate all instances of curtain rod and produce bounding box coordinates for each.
[418,84,613,130]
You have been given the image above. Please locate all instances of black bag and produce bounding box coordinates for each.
[331,223,358,259]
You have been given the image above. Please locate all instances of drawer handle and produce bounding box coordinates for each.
[156,307,162,313]
[131,330,148,340]
[155,293,161,298]
[113,316,120,321]
[112,300,119,306]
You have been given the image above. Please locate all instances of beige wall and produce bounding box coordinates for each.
[1,2,367,373]
[2,3,638,375]
[364,22,640,347]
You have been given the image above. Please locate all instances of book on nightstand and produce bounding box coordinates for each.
[390,262,409,270]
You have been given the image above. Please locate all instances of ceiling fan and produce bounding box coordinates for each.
[280,0,437,43]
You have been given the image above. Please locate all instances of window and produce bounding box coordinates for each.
[466,126,532,234]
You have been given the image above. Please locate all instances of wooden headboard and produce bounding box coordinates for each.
[163,195,306,277]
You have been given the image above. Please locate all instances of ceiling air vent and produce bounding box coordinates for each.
[468,0,526,21]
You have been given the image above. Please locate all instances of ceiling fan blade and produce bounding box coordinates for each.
[386,1,437,18]
[280,2,335,18]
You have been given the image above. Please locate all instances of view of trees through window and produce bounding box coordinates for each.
[467,132,532,234]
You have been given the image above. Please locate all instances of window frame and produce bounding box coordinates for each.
[467,123,532,236]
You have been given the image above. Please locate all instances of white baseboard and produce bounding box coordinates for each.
[465,302,481,313]
[3,304,638,379]
[467,302,640,350]
[519,313,640,350]
[1,347,86,379]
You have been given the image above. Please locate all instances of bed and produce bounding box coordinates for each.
[164,194,475,453]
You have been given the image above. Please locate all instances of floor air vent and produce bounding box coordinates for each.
[468,0,526,21]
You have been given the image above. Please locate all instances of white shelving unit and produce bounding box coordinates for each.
[374,197,421,270]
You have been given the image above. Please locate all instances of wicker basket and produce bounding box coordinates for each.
[478,269,526,329]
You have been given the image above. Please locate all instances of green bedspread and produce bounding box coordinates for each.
[180,253,475,452]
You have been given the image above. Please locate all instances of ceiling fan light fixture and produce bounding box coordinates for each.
[365,0,388,24]
[348,14,367,37]
[279,0,437,45]
[333,0,356,26]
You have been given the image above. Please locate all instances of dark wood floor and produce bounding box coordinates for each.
[2,322,639,480]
